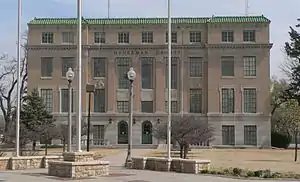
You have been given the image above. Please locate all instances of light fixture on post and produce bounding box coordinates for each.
[66,68,75,152]
[86,83,96,152]
[125,67,136,168]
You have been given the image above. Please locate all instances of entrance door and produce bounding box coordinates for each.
[142,121,153,144]
[118,121,128,144]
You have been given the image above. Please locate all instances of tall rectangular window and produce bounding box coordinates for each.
[42,32,54,44]
[243,56,256,76]
[221,31,234,42]
[116,57,132,89]
[141,101,153,113]
[141,57,153,89]
[165,57,178,89]
[221,88,235,113]
[117,101,129,113]
[165,101,178,113]
[40,89,53,113]
[61,57,75,77]
[41,57,53,77]
[243,88,257,113]
[244,125,257,145]
[93,57,106,78]
[189,57,203,77]
[62,32,74,43]
[189,31,201,43]
[118,32,130,44]
[165,32,177,43]
[190,89,202,113]
[222,125,235,145]
[94,89,105,112]
[243,30,256,42]
[221,56,234,77]
[94,32,105,44]
[60,89,74,113]
[141,32,153,43]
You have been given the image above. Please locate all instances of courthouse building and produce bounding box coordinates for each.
[27,15,272,147]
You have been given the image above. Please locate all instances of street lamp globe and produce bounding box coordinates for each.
[66,67,75,82]
[127,67,136,82]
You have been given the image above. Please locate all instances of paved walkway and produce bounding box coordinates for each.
[0,149,297,182]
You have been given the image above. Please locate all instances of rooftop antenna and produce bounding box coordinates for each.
[107,0,110,18]
[245,0,249,16]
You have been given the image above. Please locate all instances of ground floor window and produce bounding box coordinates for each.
[222,125,235,145]
[244,125,257,145]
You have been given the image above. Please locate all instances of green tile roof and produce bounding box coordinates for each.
[28,15,270,25]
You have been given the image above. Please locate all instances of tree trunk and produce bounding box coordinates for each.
[63,139,66,152]
[183,143,189,159]
[179,145,184,158]
[32,140,36,151]
[295,133,298,162]
[45,143,48,156]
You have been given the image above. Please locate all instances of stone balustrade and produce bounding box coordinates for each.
[0,156,63,170]
[132,157,210,174]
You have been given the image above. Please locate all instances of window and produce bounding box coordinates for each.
[93,125,105,145]
[141,32,153,43]
[243,56,256,76]
[243,88,257,113]
[141,101,153,113]
[62,32,74,43]
[61,57,75,77]
[243,30,256,42]
[42,32,54,44]
[41,57,53,77]
[189,31,201,43]
[141,57,153,89]
[244,125,257,145]
[94,32,105,44]
[165,101,178,113]
[165,57,178,89]
[118,32,130,44]
[165,32,177,43]
[94,89,105,112]
[221,56,234,77]
[189,57,203,77]
[222,125,235,145]
[40,89,53,113]
[221,88,235,113]
[116,57,132,89]
[60,88,74,113]
[117,101,129,113]
[190,89,202,113]
[93,57,106,77]
[221,31,234,42]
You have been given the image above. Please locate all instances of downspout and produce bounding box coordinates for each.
[180,29,184,116]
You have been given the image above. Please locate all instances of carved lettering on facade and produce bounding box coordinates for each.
[113,49,180,56]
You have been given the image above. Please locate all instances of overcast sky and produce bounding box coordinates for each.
[0,0,299,78]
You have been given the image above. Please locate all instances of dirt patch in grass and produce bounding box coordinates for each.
[146,149,300,173]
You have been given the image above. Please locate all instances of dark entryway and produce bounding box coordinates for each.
[142,121,152,144]
[118,120,128,144]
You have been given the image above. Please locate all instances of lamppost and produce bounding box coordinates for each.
[125,67,136,168]
[66,68,75,152]
[86,83,95,152]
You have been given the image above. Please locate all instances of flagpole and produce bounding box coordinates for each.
[167,0,172,159]
[15,0,22,157]
[76,0,82,152]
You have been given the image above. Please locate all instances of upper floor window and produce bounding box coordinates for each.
[165,32,177,43]
[61,57,75,77]
[189,88,202,113]
[221,56,234,77]
[221,88,235,113]
[93,57,106,78]
[243,56,256,77]
[118,32,130,44]
[94,32,105,44]
[141,32,153,43]
[243,88,257,113]
[62,32,74,43]
[94,89,106,112]
[117,101,129,113]
[116,57,132,89]
[41,57,53,78]
[222,31,234,42]
[40,89,53,113]
[141,101,154,113]
[165,101,178,113]
[189,57,203,77]
[243,30,256,42]
[42,32,54,44]
[60,88,75,113]
[189,31,201,43]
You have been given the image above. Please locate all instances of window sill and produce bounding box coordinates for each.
[221,76,235,79]
[94,43,105,44]
[93,77,105,80]
[41,43,54,44]
[243,76,256,79]
[189,42,201,44]
[40,77,52,80]
[220,41,234,43]
[62,42,74,45]
[190,76,203,79]
[117,43,130,45]
[243,41,256,43]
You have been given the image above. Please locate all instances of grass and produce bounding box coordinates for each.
[146,149,300,173]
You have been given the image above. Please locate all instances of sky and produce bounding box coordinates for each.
[0,0,299,78]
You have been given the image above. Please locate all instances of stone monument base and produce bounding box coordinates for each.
[48,152,109,179]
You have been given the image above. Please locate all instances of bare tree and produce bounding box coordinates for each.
[0,43,27,133]
[153,115,214,159]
